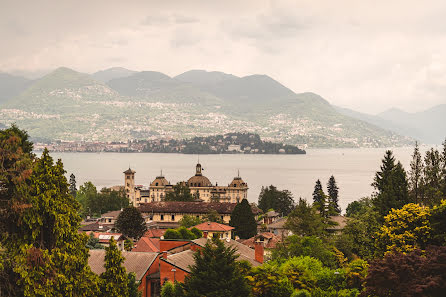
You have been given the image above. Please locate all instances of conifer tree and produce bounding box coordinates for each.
[258,185,295,216]
[312,179,326,215]
[423,148,443,206]
[372,150,410,218]
[10,149,99,296]
[100,238,128,297]
[285,198,327,237]
[183,237,251,297]
[115,206,147,240]
[229,198,257,239]
[327,175,341,214]
[69,173,77,197]
[409,142,424,204]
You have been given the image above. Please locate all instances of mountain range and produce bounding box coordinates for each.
[0,66,428,147]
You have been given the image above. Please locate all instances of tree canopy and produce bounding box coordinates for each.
[258,185,295,216]
[115,207,147,240]
[165,182,195,202]
[230,198,257,239]
[285,198,327,238]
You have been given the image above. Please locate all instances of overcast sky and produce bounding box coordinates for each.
[1,0,446,114]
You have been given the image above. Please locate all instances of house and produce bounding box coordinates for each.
[327,216,348,234]
[266,217,291,240]
[138,201,261,224]
[79,221,112,232]
[263,210,280,224]
[86,232,126,251]
[132,229,166,253]
[241,232,281,261]
[191,222,234,239]
[99,210,121,225]
[88,250,160,297]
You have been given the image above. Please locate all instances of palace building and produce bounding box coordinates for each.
[124,163,248,206]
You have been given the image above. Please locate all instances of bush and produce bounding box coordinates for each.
[164,229,181,240]
[292,289,311,297]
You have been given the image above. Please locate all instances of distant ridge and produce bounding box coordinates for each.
[0,72,32,105]
[0,67,411,147]
[92,67,137,83]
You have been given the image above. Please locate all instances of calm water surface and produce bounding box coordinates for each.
[51,147,423,212]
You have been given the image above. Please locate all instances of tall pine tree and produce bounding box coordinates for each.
[409,142,424,204]
[372,150,410,218]
[327,175,341,215]
[423,148,443,206]
[100,238,128,297]
[229,199,257,239]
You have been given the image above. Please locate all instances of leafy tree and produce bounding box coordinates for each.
[345,197,373,218]
[179,215,203,228]
[9,149,99,296]
[376,203,431,255]
[183,237,251,297]
[100,238,128,297]
[272,236,338,268]
[115,207,147,240]
[286,198,327,237]
[327,176,341,214]
[312,180,326,215]
[202,210,223,223]
[69,173,77,198]
[165,182,195,202]
[363,246,446,297]
[430,199,446,245]
[344,259,368,291]
[124,238,133,251]
[258,185,295,216]
[409,142,424,204]
[163,229,181,239]
[248,264,294,297]
[423,148,444,206]
[190,227,203,239]
[372,150,411,219]
[230,198,257,239]
[0,125,34,296]
[164,227,201,240]
[86,232,104,249]
[76,181,98,216]
[161,281,184,297]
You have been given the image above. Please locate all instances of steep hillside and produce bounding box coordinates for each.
[175,69,238,86]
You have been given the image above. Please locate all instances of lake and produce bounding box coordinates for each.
[51,147,427,212]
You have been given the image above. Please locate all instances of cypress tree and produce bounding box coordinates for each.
[409,142,424,204]
[313,180,326,216]
[423,148,443,206]
[183,237,251,297]
[229,199,257,239]
[327,175,341,214]
[69,173,77,198]
[115,206,147,240]
[100,238,128,297]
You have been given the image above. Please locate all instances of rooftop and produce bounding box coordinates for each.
[192,222,234,232]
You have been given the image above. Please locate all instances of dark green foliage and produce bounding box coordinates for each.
[69,173,77,198]
[272,236,338,268]
[363,246,446,297]
[76,182,128,217]
[345,197,372,217]
[128,272,142,297]
[179,215,203,228]
[258,185,295,216]
[230,198,257,239]
[313,180,327,216]
[86,232,104,249]
[286,198,327,237]
[183,237,251,297]
[372,150,411,219]
[430,200,446,246]
[165,182,195,202]
[124,238,133,251]
[100,238,128,297]
[161,281,184,297]
[327,176,341,214]
[115,207,147,240]
[164,227,201,240]
[423,148,444,206]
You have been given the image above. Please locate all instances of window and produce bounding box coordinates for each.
[160,215,164,221]
[171,215,175,221]
[108,219,112,223]
[156,182,158,186]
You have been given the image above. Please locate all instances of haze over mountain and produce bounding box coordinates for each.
[0,67,411,147]
[92,67,137,83]
[0,73,32,105]
[336,105,446,144]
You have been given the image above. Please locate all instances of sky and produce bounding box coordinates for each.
[1,0,446,114]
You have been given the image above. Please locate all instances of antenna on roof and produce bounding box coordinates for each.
[238,169,240,177]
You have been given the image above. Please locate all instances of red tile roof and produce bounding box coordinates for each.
[241,232,281,249]
[144,229,166,238]
[133,237,160,253]
[192,222,234,232]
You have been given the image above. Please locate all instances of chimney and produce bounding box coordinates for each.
[254,242,264,264]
